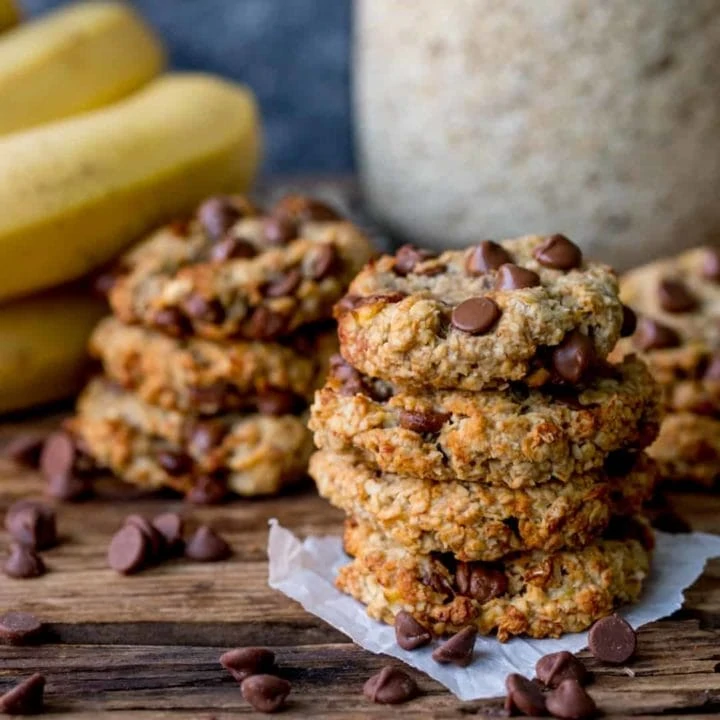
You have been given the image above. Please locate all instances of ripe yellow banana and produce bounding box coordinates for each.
[0,73,261,303]
[0,287,106,414]
[0,0,19,33]
[0,0,164,136]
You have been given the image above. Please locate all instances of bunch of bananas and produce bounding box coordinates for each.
[0,1,262,413]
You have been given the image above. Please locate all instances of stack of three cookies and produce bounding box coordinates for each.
[67,194,374,501]
[310,235,662,641]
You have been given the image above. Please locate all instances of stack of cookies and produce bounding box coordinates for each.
[67,194,374,500]
[310,235,662,641]
[615,247,720,487]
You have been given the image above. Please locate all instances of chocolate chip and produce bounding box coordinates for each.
[552,331,595,383]
[466,240,512,275]
[40,430,75,481]
[658,278,697,313]
[536,651,590,689]
[533,234,582,270]
[394,611,432,651]
[394,245,437,276]
[220,647,276,682]
[1,433,47,467]
[420,565,455,598]
[107,524,149,575]
[5,501,57,550]
[398,409,450,434]
[151,307,190,338]
[588,614,636,664]
[255,390,301,416]
[504,673,547,717]
[209,236,258,262]
[545,679,597,719]
[46,472,91,502]
[187,419,228,453]
[273,194,341,223]
[363,666,418,705]
[124,514,165,561]
[263,268,302,298]
[650,510,691,534]
[152,512,185,553]
[4,543,46,579]
[0,612,43,646]
[632,317,681,351]
[451,297,501,335]
[620,304,637,337]
[431,626,476,667]
[263,216,297,246]
[184,525,232,561]
[0,673,45,715]
[603,450,636,477]
[305,244,337,280]
[241,674,291,713]
[246,306,287,340]
[197,196,242,239]
[185,476,228,505]
[704,354,720,380]
[455,562,508,602]
[494,263,541,290]
[188,384,229,415]
[701,247,720,282]
[182,295,225,324]
[157,450,193,477]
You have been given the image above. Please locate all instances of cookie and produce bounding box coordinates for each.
[69,378,312,497]
[649,412,720,488]
[337,516,652,641]
[91,316,337,415]
[310,355,661,487]
[334,236,625,390]
[108,194,375,341]
[310,451,656,561]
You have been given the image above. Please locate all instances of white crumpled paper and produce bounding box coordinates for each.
[267,519,720,701]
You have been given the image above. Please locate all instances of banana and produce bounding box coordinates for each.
[0,1,164,136]
[0,0,19,33]
[0,287,106,414]
[0,73,261,302]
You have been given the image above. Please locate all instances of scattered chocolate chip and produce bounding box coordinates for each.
[466,240,512,275]
[545,679,597,719]
[264,269,303,298]
[274,195,341,223]
[533,234,582,270]
[394,245,437,276]
[255,390,301,416]
[3,543,46,579]
[5,501,57,550]
[152,307,190,338]
[198,197,242,239]
[588,614,636,664]
[124,514,165,561]
[46,472,91,502]
[220,647,276,682]
[620,305,638,337]
[0,673,45,715]
[157,450,193,477]
[305,244,337,280]
[455,562,508,602]
[701,247,720,282]
[363,666,418,705]
[107,524,149,575]
[182,295,225,324]
[152,512,185,553]
[658,278,697,313]
[0,612,43,646]
[1,433,47,467]
[650,510,691,534]
[209,235,258,262]
[394,611,432,651]
[451,297,501,335]
[431,626,476,667]
[246,306,287,340]
[504,673,547,717]
[552,331,595,384]
[536,651,590,689]
[184,526,232,562]
[185,476,229,505]
[704,354,720,381]
[398,409,450,434]
[40,431,75,481]
[241,674,291,713]
[263,216,297,246]
[632,317,681,351]
[494,263,541,290]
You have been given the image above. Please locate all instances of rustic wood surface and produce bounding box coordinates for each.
[0,413,719,718]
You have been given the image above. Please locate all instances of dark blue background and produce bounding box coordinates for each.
[21,0,354,175]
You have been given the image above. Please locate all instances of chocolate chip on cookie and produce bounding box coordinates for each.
[263,216,297,246]
[533,234,582,270]
[455,562,508,602]
[494,263,540,290]
[263,269,303,298]
[305,244,337,280]
[157,450,193,477]
[398,409,450,434]
[209,235,258,262]
[701,247,720,282]
[451,297,501,334]
[197,196,243,240]
[466,240,512,274]
[394,245,437,276]
[632,317,681,351]
[273,194,341,223]
[620,304,638,337]
[658,278,697,313]
[246,306,287,340]
[552,331,595,383]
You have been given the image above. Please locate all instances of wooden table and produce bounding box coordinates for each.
[0,413,719,718]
